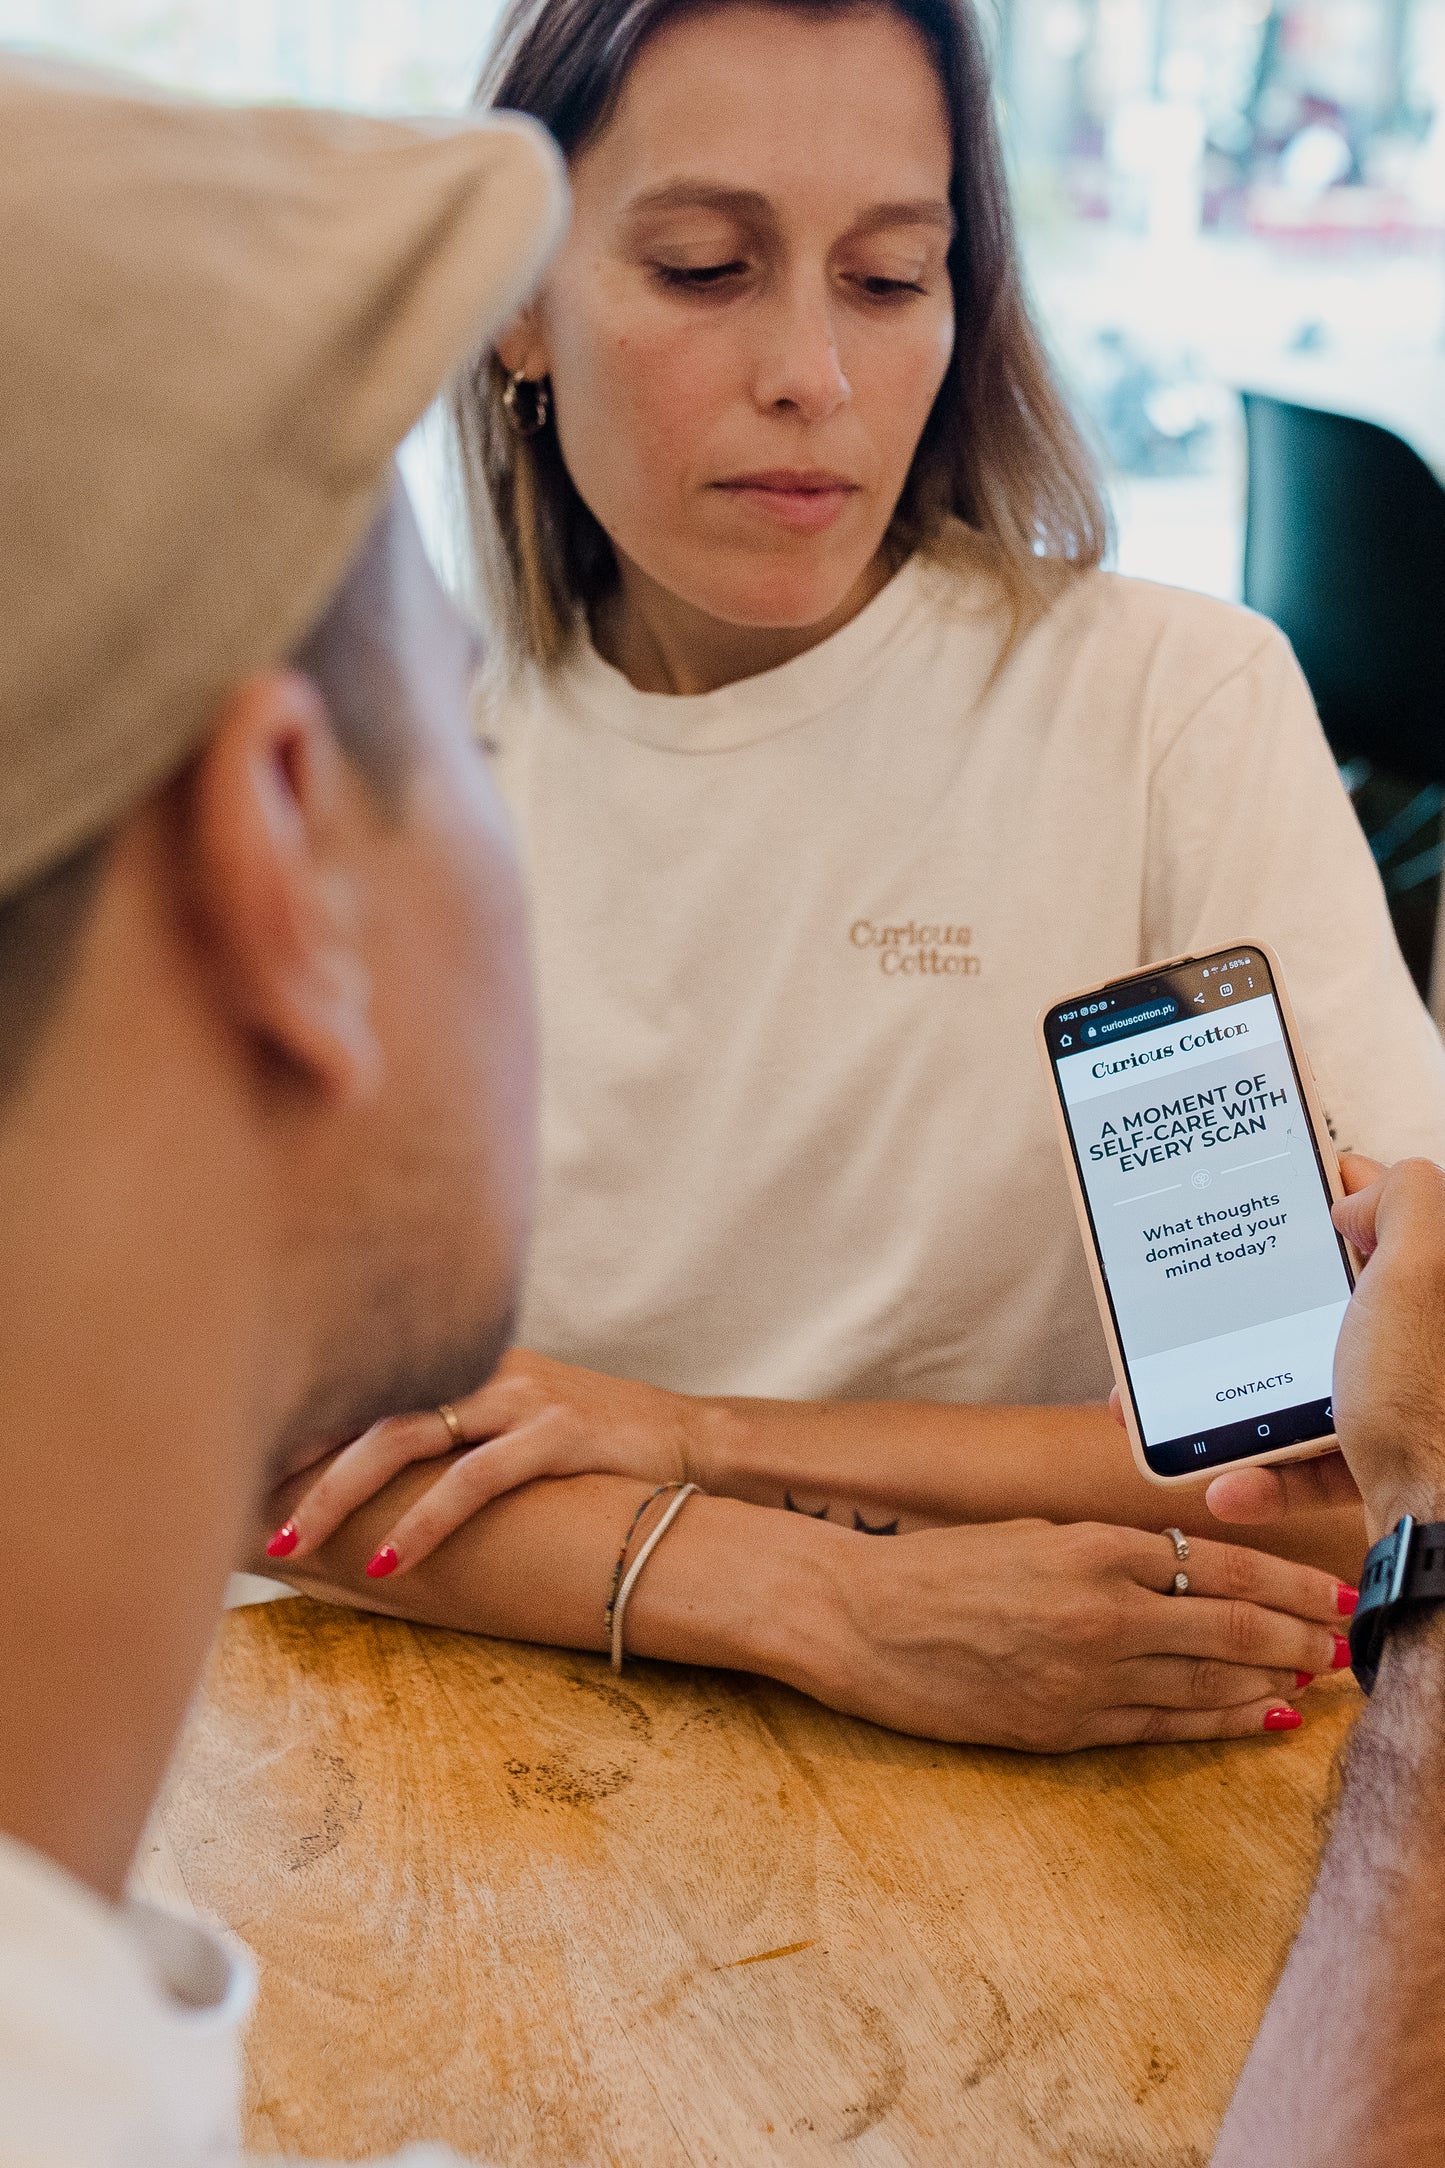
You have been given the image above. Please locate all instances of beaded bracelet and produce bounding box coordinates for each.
[610,1484,698,1673]
[603,1483,677,1637]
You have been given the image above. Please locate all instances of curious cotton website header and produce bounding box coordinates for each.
[1056,994,1284,1108]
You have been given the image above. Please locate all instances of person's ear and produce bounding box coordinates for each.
[495,302,550,381]
[180,669,382,1102]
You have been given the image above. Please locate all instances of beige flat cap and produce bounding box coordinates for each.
[0,55,567,900]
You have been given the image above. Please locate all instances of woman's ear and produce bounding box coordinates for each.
[494,302,550,381]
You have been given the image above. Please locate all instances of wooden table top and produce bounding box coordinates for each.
[143,1596,1360,2167]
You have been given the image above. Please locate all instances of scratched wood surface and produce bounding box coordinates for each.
[145,1596,1359,2167]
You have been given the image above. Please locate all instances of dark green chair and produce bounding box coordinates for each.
[1241,390,1445,990]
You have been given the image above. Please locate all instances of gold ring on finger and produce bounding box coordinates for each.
[1162,1525,1190,1596]
[437,1401,464,1447]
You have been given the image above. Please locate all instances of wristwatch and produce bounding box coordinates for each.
[1348,1515,1445,1694]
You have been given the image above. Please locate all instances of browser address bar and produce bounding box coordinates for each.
[1086,998,1179,1044]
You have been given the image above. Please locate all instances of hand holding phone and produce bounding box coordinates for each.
[1039,943,1354,1487]
[1212,1154,1445,1542]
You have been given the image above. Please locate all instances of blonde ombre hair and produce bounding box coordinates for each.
[452,0,1110,679]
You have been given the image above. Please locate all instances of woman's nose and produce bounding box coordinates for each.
[751,281,852,422]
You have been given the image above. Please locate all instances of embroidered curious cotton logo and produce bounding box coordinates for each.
[850,920,981,978]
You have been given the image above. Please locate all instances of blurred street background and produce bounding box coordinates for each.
[1000,0,1445,596]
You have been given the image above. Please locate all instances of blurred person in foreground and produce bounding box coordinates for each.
[0,54,566,2166]
[1205,1157,1445,2166]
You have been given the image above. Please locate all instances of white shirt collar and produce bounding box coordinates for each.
[0,1826,254,2166]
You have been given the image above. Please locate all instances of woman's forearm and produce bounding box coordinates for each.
[692,1395,1366,1579]
[249,1460,838,1678]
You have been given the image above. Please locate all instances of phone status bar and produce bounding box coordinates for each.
[1047,952,1267,1059]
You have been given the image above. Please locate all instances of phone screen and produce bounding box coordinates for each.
[1043,947,1355,1478]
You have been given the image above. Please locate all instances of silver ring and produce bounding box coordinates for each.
[1163,1526,1190,1596]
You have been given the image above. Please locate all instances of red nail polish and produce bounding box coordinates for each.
[1264,1707,1302,1732]
[1294,1672,1315,1690]
[1337,1585,1360,1618]
[266,1521,298,1560]
[1332,1634,1351,1670]
[366,1544,398,1580]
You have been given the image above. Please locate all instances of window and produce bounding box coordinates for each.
[0,0,499,109]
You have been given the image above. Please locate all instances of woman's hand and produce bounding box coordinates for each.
[796,1517,1353,1750]
[268,1350,700,1577]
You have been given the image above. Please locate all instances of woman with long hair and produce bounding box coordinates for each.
[265,0,1445,1750]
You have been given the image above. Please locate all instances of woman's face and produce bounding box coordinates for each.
[507,2,956,632]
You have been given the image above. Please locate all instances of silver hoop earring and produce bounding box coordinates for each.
[502,371,550,437]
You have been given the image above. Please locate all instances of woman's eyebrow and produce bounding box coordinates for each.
[620,182,954,241]
[849,198,956,240]
[621,181,773,227]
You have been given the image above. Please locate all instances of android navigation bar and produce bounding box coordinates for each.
[1147,1395,1335,1478]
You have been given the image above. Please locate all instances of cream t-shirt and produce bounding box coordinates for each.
[492,547,1445,1407]
[0,1832,470,2167]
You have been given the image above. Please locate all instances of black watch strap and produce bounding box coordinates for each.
[1349,1515,1445,1694]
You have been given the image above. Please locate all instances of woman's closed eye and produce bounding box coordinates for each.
[650,258,751,291]
[650,262,935,307]
[843,245,943,303]
[853,272,929,300]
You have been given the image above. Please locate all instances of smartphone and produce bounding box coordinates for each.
[1037,942,1356,1486]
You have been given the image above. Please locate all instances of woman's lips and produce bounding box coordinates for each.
[713,470,859,534]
